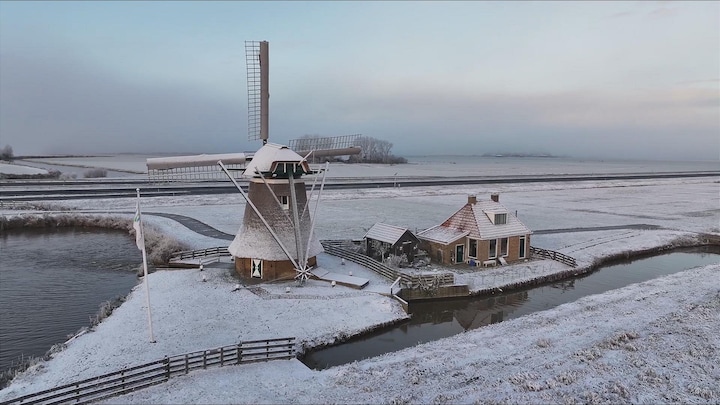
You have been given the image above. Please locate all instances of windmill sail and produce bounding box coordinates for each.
[245,40,269,144]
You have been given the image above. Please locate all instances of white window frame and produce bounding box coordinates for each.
[519,236,526,259]
[489,239,497,259]
[468,239,478,258]
[500,237,508,257]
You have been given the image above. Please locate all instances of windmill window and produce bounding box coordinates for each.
[280,196,289,210]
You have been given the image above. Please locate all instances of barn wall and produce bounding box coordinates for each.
[419,239,462,266]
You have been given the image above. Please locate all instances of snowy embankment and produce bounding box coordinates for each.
[104,263,720,405]
[0,257,407,401]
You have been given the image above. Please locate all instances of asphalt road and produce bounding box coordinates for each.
[1,171,718,201]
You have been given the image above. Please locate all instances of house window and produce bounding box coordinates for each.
[280,195,289,210]
[500,238,508,257]
[469,239,478,258]
[489,239,497,259]
[494,213,507,225]
[519,236,526,259]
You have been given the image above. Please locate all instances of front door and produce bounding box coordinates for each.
[455,244,464,264]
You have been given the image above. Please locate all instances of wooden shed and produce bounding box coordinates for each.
[363,223,420,264]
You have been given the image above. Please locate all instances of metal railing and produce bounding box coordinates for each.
[2,337,295,405]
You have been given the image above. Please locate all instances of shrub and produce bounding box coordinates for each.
[83,168,108,178]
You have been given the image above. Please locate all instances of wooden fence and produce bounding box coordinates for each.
[320,240,455,287]
[1,337,295,405]
[530,246,577,267]
[169,247,230,261]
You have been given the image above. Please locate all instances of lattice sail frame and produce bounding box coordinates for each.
[245,41,269,143]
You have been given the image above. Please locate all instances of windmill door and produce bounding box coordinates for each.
[251,259,263,278]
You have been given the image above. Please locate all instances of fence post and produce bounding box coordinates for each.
[237,344,242,365]
[185,354,189,374]
[203,350,207,369]
[220,347,224,366]
[165,356,170,380]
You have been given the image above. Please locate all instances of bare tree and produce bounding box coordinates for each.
[0,144,13,160]
[348,136,405,163]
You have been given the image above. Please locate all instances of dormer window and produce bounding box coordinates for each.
[280,195,289,210]
[485,210,508,225]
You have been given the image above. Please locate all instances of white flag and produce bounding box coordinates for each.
[133,199,145,251]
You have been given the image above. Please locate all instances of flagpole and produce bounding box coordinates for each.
[135,188,156,343]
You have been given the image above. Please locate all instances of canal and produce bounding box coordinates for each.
[0,228,140,372]
[301,246,720,369]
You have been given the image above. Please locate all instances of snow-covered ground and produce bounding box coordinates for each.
[102,263,719,405]
[0,158,718,404]
[0,162,48,175]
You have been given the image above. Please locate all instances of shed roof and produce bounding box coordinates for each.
[363,223,413,245]
[416,225,469,245]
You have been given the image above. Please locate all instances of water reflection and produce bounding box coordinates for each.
[409,291,530,330]
[302,247,719,370]
[0,228,140,372]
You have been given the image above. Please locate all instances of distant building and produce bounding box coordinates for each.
[417,194,532,266]
[363,222,420,264]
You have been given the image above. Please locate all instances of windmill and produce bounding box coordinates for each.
[146,41,358,284]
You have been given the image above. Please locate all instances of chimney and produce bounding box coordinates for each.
[490,193,499,202]
[467,195,477,205]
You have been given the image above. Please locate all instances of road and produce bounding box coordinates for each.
[1,171,718,201]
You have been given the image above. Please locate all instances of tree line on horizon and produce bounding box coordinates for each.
[295,135,407,164]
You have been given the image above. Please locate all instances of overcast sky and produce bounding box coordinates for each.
[0,1,718,160]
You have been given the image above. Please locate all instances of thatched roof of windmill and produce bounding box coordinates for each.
[228,220,323,262]
[227,180,323,262]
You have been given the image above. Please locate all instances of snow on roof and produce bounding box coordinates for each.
[426,196,532,242]
[470,199,532,239]
[228,221,324,261]
[363,223,412,245]
[146,153,247,170]
[416,225,469,245]
[242,143,309,178]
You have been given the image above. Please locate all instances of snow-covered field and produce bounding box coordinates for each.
[0,162,48,175]
[0,157,718,404]
[5,154,720,179]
